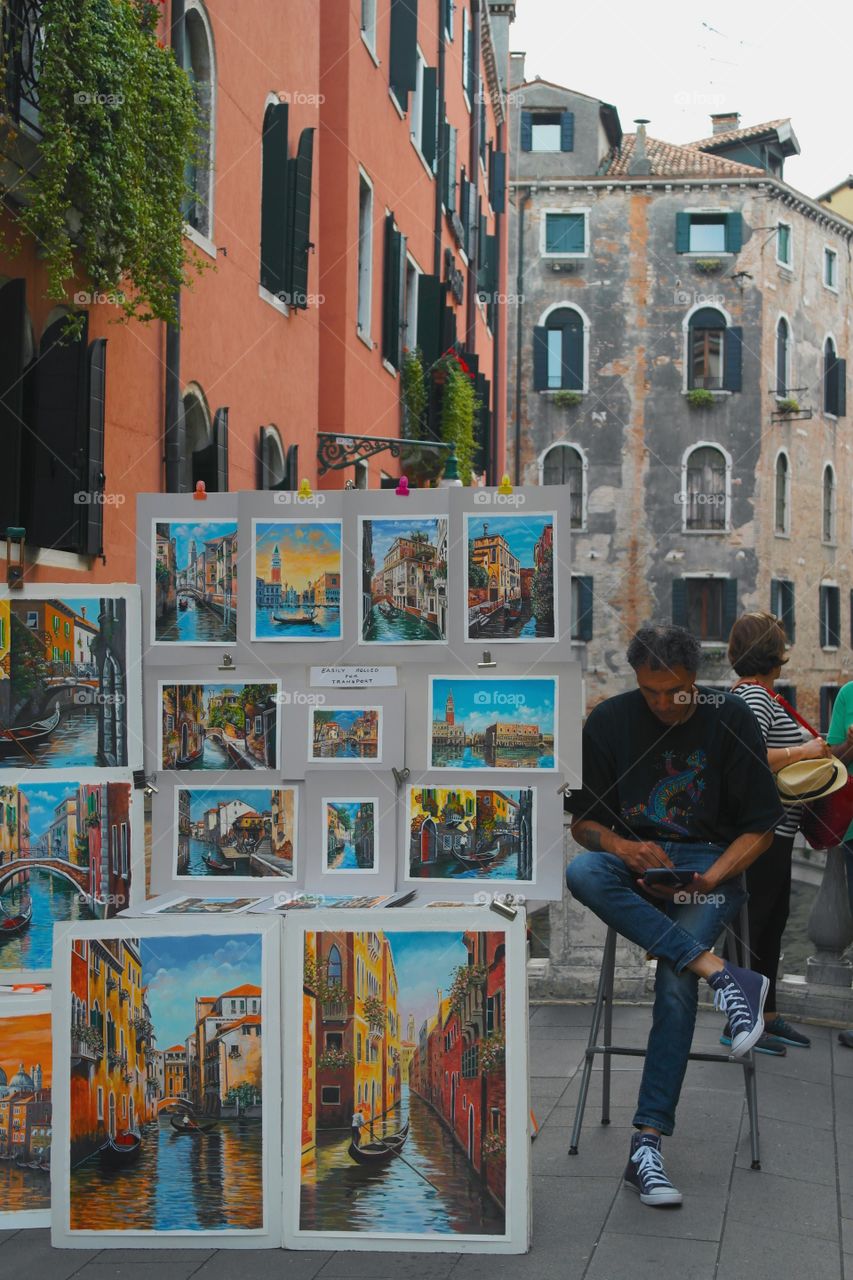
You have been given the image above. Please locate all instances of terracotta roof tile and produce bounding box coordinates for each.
[219,983,262,999]
[603,134,761,179]
[690,118,790,149]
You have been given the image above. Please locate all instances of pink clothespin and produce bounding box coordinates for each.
[395,476,410,496]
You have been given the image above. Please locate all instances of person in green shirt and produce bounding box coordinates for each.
[826,682,853,1048]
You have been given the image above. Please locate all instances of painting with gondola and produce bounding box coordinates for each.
[283,908,529,1252]
[0,775,140,982]
[359,517,449,644]
[51,916,282,1248]
[406,785,536,884]
[464,513,556,642]
[158,681,280,772]
[152,519,238,647]
[0,992,52,1227]
[0,585,142,773]
[166,786,297,884]
[251,519,343,641]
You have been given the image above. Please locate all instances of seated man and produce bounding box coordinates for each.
[565,624,783,1208]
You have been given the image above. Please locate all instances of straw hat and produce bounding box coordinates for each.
[776,757,849,805]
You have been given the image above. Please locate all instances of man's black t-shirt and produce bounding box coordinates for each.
[565,687,784,845]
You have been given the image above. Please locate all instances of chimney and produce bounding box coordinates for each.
[627,118,651,176]
[710,111,740,135]
[509,50,526,90]
[488,4,517,94]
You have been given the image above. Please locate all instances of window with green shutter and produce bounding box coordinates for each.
[770,578,795,643]
[572,576,593,641]
[260,102,290,296]
[676,211,742,254]
[819,584,841,648]
[381,214,406,370]
[681,577,736,641]
[389,0,418,110]
[545,212,586,255]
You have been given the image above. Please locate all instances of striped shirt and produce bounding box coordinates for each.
[732,683,806,838]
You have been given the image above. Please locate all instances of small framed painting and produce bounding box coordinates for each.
[150,517,239,647]
[279,686,404,778]
[0,991,52,1228]
[282,907,531,1253]
[303,773,397,895]
[51,916,282,1248]
[309,706,382,763]
[154,679,281,773]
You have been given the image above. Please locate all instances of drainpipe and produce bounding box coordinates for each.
[433,4,446,279]
[164,0,185,493]
[465,0,482,353]
[513,185,531,484]
[491,116,505,485]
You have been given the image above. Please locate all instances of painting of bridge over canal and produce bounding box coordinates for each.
[465,513,556,641]
[154,520,238,645]
[176,786,296,880]
[0,596,132,769]
[298,927,507,1241]
[160,683,280,771]
[0,1003,51,1222]
[0,781,133,975]
[407,786,534,882]
[252,520,342,641]
[310,707,382,761]
[360,517,448,644]
[67,931,266,1234]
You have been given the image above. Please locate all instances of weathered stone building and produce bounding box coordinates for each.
[508,58,852,727]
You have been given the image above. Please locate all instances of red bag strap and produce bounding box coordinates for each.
[731,678,819,740]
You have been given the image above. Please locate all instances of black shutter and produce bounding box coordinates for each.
[783,580,795,644]
[576,576,593,641]
[421,67,438,169]
[24,313,89,551]
[723,326,743,392]
[479,94,487,165]
[466,14,477,104]
[283,443,299,490]
[837,358,847,417]
[289,127,315,309]
[533,326,549,391]
[725,212,743,253]
[478,233,497,306]
[672,578,688,628]
[213,407,229,492]
[563,321,584,391]
[675,211,690,253]
[416,274,442,369]
[81,338,107,557]
[260,102,289,296]
[382,214,405,369]
[829,586,841,647]
[459,177,470,253]
[0,279,26,528]
[560,111,575,152]
[389,0,418,109]
[489,149,506,213]
[770,578,780,619]
[722,578,738,638]
[520,111,532,152]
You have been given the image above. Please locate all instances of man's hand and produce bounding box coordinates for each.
[615,838,673,875]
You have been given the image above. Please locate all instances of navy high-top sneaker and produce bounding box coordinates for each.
[623,1132,683,1207]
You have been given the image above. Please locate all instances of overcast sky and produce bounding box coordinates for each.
[510,0,852,201]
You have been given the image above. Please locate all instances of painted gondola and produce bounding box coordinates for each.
[0,706,61,758]
[170,1113,216,1135]
[0,896,32,939]
[452,844,500,870]
[347,1119,410,1165]
[271,606,317,626]
[98,1130,142,1169]
[178,597,189,610]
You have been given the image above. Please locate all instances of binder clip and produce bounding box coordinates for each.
[193,481,207,501]
[395,476,410,496]
[219,653,235,671]
[297,478,313,501]
[497,474,513,496]
[391,765,410,789]
[478,649,496,668]
[5,528,26,589]
[132,770,158,797]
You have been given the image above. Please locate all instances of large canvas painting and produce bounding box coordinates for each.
[174,786,297,880]
[0,778,136,978]
[153,519,238,646]
[52,919,281,1246]
[359,517,448,644]
[465,513,556,641]
[160,682,280,771]
[0,592,138,770]
[428,676,557,771]
[407,785,535,883]
[284,911,529,1251]
[0,995,52,1226]
[252,520,342,641]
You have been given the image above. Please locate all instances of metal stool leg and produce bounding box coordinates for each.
[735,893,761,1169]
[569,927,617,1155]
[601,932,615,1126]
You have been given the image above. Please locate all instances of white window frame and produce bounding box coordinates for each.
[360,0,378,60]
[409,48,434,178]
[540,207,589,259]
[681,299,733,395]
[683,209,732,256]
[461,7,471,112]
[819,582,840,651]
[680,572,734,647]
[356,169,374,345]
[529,113,563,154]
[182,0,217,258]
[403,252,421,356]
[536,439,588,529]
[680,440,732,535]
[775,313,793,399]
[537,300,591,394]
[823,245,839,293]
[774,447,791,538]
[775,220,792,269]
[821,461,837,546]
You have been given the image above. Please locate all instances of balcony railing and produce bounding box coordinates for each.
[2,0,43,134]
[321,998,349,1023]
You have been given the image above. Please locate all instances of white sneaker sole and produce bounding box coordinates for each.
[624,1178,683,1207]
[729,974,770,1059]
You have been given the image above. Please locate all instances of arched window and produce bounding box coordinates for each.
[822,464,836,543]
[533,307,585,392]
[259,425,296,490]
[683,444,728,531]
[824,337,845,416]
[181,387,228,493]
[688,308,726,390]
[776,318,790,396]
[775,451,790,535]
[540,443,584,528]
[183,3,216,239]
[327,944,342,984]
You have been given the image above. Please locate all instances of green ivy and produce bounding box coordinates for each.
[0,0,205,327]
[685,388,715,409]
[440,361,480,486]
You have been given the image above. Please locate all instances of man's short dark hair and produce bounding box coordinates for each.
[626,624,702,675]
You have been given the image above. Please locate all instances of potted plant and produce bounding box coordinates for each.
[693,259,723,274]
[776,397,800,415]
[440,358,480,486]
[686,388,715,409]
[551,389,583,409]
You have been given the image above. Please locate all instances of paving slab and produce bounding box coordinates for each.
[584,1231,718,1278]
[317,1250,461,1277]
[196,1252,332,1280]
[72,1264,201,1280]
[529,1039,587,1077]
[735,1115,837,1185]
[533,1124,633,1178]
[757,1074,835,1129]
[724,1167,839,1241]
[717,1218,842,1280]
[0,1230,101,1280]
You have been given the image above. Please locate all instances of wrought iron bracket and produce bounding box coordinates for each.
[317,433,451,476]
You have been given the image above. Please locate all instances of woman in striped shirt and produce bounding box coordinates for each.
[727,612,831,1053]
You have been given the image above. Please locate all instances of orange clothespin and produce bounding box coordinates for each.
[193,481,207,501]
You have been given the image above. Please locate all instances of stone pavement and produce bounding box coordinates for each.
[2,1003,851,1280]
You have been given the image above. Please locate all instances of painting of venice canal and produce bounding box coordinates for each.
[68,933,264,1232]
[300,928,507,1237]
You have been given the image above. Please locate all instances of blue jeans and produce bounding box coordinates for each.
[843,841,853,917]
[566,841,747,1136]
